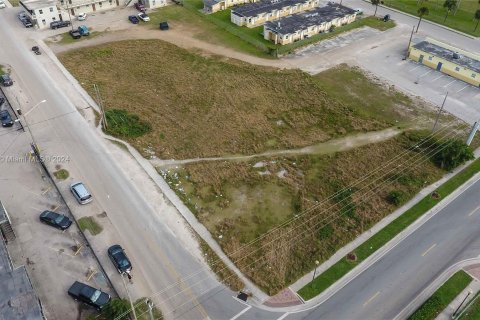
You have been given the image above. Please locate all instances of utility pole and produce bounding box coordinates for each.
[404,25,415,60]
[146,299,155,320]
[312,260,319,281]
[452,289,472,318]
[65,0,74,32]
[93,84,108,130]
[432,92,448,132]
[466,122,479,146]
[121,274,137,320]
[15,100,47,151]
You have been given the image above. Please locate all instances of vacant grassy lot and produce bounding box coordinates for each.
[147,0,395,57]
[382,0,480,36]
[409,270,472,320]
[61,40,468,293]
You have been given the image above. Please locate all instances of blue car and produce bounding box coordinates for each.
[128,15,139,24]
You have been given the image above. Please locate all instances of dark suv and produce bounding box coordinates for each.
[0,74,13,86]
[0,110,14,127]
[107,245,132,274]
[50,20,71,29]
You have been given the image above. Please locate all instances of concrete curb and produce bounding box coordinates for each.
[361,0,477,39]
[394,258,480,320]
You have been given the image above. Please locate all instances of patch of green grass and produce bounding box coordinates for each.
[460,292,480,319]
[56,30,104,45]
[9,0,20,6]
[105,109,152,138]
[298,158,480,300]
[78,216,103,235]
[0,65,6,75]
[53,169,69,180]
[134,298,163,320]
[409,270,472,320]
[382,0,480,36]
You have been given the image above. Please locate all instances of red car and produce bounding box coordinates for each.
[134,2,145,12]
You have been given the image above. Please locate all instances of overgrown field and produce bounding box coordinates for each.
[60,40,470,293]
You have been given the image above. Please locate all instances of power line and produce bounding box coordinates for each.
[112,124,464,320]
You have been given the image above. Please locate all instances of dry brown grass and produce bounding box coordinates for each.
[59,40,410,160]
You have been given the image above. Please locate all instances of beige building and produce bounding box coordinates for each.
[409,38,480,87]
[264,3,357,45]
[231,0,320,28]
[20,0,61,29]
[203,0,255,14]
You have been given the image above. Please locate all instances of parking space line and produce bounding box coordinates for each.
[363,291,380,307]
[422,243,437,257]
[276,313,290,320]
[432,74,445,82]
[409,65,422,72]
[419,70,433,78]
[229,305,252,320]
[468,205,480,217]
[443,79,457,88]
[48,246,76,258]
[456,85,469,93]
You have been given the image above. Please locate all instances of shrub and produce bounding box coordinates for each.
[433,139,474,171]
[105,109,152,138]
[387,190,406,206]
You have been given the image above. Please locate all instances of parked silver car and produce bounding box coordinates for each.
[70,182,93,204]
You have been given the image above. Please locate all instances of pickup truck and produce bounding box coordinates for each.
[67,281,111,310]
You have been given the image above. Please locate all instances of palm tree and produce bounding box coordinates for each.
[475,9,480,32]
[416,6,429,32]
[371,0,380,17]
[443,0,457,22]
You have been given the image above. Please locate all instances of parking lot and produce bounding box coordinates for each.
[0,85,114,319]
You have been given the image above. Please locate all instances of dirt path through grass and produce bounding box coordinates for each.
[152,126,404,167]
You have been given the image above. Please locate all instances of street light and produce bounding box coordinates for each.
[312,260,320,281]
[15,99,46,151]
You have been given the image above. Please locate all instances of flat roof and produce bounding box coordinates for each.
[0,239,43,320]
[265,3,356,34]
[20,0,56,10]
[232,0,314,18]
[413,40,480,74]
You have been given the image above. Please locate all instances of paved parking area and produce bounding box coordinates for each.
[0,101,114,319]
[407,62,479,100]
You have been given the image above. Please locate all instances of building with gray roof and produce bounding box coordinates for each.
[264,3,357,45]
[231,0,321,27]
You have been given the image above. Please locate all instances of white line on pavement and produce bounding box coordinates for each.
[275,313,290,320]
[363,291,380,307]
[421,243,437,257]
[419,70,433,78]
[468,205,480,217]
[230,305,252,320]
[456,85,469,93]
[409,65,422,72]
[432,74,445,82]
[444,79,457,88]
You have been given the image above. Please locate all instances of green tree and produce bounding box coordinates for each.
[101,299,131,319]
[475,9,480,32]
[433,139,474,170]
[416,7,430,32]
[443,0,457,22]
[371,0,381,17]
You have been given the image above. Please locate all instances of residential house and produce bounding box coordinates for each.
[20,0,60,29]
[204,0,256,14]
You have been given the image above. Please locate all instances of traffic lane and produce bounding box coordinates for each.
[0,15,218,318]
[291,177,480,320]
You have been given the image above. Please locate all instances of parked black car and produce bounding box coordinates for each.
[159,21,169,30]
[39,211,72,230]
[68,281,111,310]
[0,110,13,127]
[22,18,33,28]
[0,74,13,86]
[107,244,132,274]
[50,20,71,29]
[32,46,41,55]
[128,15,139,24]
[69,29,81,39]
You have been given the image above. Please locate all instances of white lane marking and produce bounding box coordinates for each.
[421,243,437,257]
[432,74,445,82]
[456,85,469,93]
[276,313,290,320]
[468,205,480,217]
[444,79,457,88]
[363,291,380,307]
[230,305,252,320]
[409,65,422,72]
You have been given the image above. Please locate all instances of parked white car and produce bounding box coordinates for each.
[137,12,150,22]
[0,1,6,9]
[77,12,87,20]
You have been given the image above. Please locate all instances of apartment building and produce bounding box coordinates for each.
[409,38,480,87]
[231,0,320,28]
[20,0,60,29]
[204,0,255,14]
[264,3,357,45]
[58,0,120,17]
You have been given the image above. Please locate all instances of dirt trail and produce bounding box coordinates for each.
[151,127,403,167]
